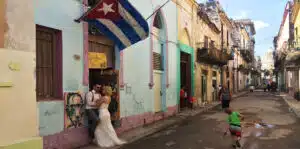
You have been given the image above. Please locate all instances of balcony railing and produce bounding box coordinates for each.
[238,64,250,74]
[290,38,300,51]
[239,48,252,63]
[196,42,232,66]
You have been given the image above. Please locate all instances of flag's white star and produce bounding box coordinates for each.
[97,3,115,15]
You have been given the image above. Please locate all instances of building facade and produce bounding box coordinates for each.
[0,0,257,148]
[274,1,292,91]
[286,0,300,96]
[0,0,42,148]
[1,0,179,148]
[176,0,195,109]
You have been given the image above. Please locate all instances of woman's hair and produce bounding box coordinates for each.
[103,86,113,96]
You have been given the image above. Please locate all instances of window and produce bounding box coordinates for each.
[153,52,163,70]
[36,25,62,100]
[153,43,164,71]
[153,13,163,29]
[226,31,229,47]
[204,36,209,48]
[210,40,215,49]
[296,27,298,44]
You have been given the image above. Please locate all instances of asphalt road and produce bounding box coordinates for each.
[120,90,300,149]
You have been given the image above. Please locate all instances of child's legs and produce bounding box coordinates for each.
[231,135,238,144]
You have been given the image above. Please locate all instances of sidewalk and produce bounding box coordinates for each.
[281,93,300,117]
[78,91,248,149]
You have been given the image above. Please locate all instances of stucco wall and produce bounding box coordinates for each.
[4,0,35,52]
[120,0,178,117]
[0,49,41,147]
[277,14,289,51]
[33,0,88,148]
[295,9,300,42]
[34,0,85,92]
[0,0,42,147]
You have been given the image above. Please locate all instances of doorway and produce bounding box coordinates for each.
[180,52,191,109]
[212,71,217,101]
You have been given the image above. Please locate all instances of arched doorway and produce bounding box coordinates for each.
[178,28,194,110]
[152,11,167,112]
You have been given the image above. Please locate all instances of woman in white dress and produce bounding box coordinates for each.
[95,86,126,148]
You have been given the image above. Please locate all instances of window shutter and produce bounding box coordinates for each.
[153,52,163,70]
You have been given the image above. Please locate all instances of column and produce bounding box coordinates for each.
[222,66,227,86]
[207,66,212,103]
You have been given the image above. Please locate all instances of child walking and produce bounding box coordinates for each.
[224,108,244,148]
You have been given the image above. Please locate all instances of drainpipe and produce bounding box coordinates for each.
[0,0,5,48]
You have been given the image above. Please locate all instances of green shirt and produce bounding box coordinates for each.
[227,112,241,126]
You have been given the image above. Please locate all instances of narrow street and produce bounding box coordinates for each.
[120,90,300,149]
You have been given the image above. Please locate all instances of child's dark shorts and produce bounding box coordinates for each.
[229,124,242,137]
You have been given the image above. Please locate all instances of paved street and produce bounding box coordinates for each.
[120,90,300,149]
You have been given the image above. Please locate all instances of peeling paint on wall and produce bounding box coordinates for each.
[4,0,35,52]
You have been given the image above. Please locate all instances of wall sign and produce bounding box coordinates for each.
[88,52,107,69]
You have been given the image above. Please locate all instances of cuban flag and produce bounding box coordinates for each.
[78,0,149,50]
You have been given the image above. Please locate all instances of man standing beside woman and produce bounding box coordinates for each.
[85,84,102,141]
[86,84,126,148]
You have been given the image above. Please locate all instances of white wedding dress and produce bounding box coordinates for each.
[95,101,126,148]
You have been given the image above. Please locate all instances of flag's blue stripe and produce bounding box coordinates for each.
[87,19,126,50]
[118,0,149,36]
[112,19,141,45]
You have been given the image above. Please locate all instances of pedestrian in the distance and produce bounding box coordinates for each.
[219,85,232,110]
[224,108,244,148]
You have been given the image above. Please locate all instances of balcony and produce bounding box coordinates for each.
[239,48,252,63]
[238,64,250,74]
[290,38,300,51]
[196,42,232,66]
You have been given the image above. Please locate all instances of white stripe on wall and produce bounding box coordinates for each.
[118,3,147,39]
[98,19,132,47]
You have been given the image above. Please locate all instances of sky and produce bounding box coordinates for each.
[198,0,288,57]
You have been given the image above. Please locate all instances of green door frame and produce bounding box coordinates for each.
[177,42,195,105]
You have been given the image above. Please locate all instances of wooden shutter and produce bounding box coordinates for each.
[36,26,59,99]
[153,52,163,70]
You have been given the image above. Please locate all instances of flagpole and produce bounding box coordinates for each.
[74,0,104,23]
[145,0,171,20]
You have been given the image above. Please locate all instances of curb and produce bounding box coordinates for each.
[283,97,300,118]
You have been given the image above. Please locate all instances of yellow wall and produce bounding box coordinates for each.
[0,0,5,48]
[195,17,221,49]
[177,0,196,46]
[0,0,42,148]
[1,138,42,149]
[0,48,41,148]
[294,7,300,45]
